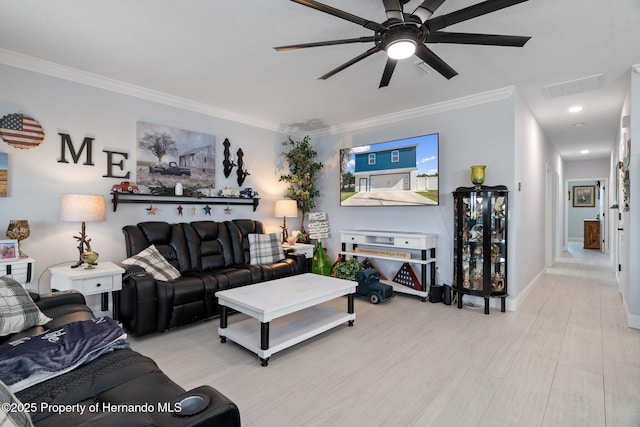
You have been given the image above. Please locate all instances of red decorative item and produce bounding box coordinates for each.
[0,113,45,149]
[393,263,421,290]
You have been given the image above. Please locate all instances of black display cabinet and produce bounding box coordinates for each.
[453,185,508,314]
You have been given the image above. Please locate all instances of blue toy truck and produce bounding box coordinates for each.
[355,269,394,304]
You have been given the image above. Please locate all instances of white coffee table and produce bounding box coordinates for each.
[216,273,356,366]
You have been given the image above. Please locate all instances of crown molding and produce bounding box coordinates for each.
[0,48,281,132]
[307,86,515,137]
[1,48,515,137]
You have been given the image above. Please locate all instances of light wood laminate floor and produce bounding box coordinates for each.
[129,243,640,426]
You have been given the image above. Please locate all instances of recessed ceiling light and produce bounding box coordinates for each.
[580,149,590,154]
[568,106,583,113]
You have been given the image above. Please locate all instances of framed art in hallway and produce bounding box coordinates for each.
[573,185,595,207]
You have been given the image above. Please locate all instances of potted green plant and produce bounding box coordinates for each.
[279,135,323,233]
[332,257,363,281]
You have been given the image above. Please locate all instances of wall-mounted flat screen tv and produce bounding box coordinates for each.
[339,133,439,207]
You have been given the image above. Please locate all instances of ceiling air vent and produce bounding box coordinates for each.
[541,74,604,99]
[415,60,434,74]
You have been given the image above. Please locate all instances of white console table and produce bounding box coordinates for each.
[340,230,437,301]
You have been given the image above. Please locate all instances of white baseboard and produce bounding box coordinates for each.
[622,295,640,329]
[507,269,545,311]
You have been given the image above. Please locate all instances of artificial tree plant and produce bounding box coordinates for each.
[279,135,323,235]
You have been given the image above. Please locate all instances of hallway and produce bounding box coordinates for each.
[522,241,640,425]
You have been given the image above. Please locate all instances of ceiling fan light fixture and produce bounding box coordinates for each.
[386,39,416,60]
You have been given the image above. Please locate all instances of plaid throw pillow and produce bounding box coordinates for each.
[121,244,181,281]
[248,233,285,265]
[0,379,34,426]
[0,275,52,337]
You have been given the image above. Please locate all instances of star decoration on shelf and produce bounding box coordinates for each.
[224,205,233,215]
[191,206,197,216]
[203,205,212,215]
[177,205,183,216]
[146,205,157,215]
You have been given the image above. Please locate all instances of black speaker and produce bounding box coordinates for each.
[443,284,452,305]
[429,285,443,303]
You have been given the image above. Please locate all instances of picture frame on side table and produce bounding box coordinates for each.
[0,239,19,262]
[572,185,595,208]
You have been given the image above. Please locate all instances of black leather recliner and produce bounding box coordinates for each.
[6,290,241,426]
[119,219,307,337]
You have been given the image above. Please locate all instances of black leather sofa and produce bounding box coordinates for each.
[4,290,241,426]
[119,219,307,337]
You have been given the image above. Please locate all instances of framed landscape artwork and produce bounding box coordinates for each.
[136,121,216,192]
[0,152,7,197]
[573,185,595,207]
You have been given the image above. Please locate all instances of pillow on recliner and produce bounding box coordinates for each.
[248,233,285,265]
[121,244,181,281]
[0,379,34,426]
[0,275,52,337]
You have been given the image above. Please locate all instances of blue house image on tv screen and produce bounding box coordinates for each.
[353,144,419,192]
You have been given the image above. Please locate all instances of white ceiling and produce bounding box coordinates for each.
[1,0,638,161]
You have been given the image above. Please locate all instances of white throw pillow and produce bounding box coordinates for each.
[0,275,52,337]
[248,233,285,265]
[121,245,181,281]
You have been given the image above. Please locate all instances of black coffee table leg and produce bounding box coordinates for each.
[220,306,227,343]
[260,322,270,366]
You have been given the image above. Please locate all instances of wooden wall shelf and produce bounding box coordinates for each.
[111,192,259,212]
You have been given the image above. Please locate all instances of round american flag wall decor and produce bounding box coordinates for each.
[0,113,45,149]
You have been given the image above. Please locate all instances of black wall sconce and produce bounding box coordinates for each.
[222,138,236,178]
[236,148,249,186]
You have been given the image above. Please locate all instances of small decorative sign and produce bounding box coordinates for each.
[0,113,45,149]
[354,247,411,259]
[308,212,330,239]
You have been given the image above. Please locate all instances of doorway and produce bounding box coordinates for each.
[565,178,607,253]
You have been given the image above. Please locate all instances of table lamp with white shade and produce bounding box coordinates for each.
[274,199,298,243]
[60,194,106,268]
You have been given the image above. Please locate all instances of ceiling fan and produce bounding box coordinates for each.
[274,0,531,88]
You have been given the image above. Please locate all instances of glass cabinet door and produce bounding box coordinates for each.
[453,185,508,314]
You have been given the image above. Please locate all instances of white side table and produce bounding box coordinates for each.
[49,261,124,318]
[0,257,35,286]
[282,243,315,271]
[282,243,315,259]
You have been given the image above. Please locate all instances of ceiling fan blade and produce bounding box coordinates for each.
[427,0,529,32]
[379,58,398,88]
[291,0,386,31]
[428,31,530,47]
[415,44,457,79]
[319,46,381,80]
[383,0,404,22]
[274,36,377,51]
[413,0,447,22]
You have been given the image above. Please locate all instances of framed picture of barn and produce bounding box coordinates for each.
[136,121,215,193]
